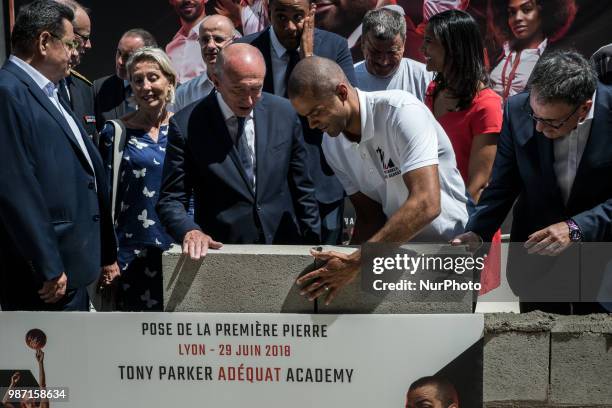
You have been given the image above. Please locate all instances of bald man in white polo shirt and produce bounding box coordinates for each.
[288,56,468,304]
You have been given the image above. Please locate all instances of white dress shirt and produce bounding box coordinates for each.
[216,92,257,188]
[9,55,95,175]
[174,74,215,111]
[166,23,207,84]
[553,91,596,204]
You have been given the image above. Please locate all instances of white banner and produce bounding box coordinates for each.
[0,313,483,407]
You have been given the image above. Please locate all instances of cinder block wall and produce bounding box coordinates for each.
[163,246,612,407]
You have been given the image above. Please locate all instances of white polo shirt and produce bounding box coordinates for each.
[322,89,468,241]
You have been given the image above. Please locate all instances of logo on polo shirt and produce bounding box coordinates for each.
[376,147,401,178]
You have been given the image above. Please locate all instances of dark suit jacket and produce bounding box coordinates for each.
[467,83,612,242]
[467,84,612,299]
[0,61,117,310]
[61,70,98,144]
[157,91,321,244]
[93,74,129,132]
[239,27,356,204]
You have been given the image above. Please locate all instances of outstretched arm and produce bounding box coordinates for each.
[2,372,20,404]
[36,350,49,408]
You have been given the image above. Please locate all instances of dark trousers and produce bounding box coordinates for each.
[319,199,344,245]
[0,284,89,311]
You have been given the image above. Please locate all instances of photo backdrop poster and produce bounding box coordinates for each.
[7,0,612,80]
[0,312,484,407]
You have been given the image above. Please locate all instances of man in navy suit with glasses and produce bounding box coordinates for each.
[453,51,612,314]
[0,1,116,311]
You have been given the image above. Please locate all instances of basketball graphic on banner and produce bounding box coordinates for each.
[25,328,47,350]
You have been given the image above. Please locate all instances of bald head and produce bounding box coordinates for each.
[200,14,235,33]
[213,43,266,117]
[288,56,351,100]
[199,14,236,70]
[215,43,266,80]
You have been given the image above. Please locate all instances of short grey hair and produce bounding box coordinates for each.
[362,8,406,42]
[126,47,177,104]
[528,50,597,106]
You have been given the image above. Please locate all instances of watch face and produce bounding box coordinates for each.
[570,229,581,242]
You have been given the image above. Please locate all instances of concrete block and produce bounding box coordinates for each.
[316,277,472,313]
[550,314,612,406]
[318,243,473,314]
[484,312,552,403]
[163,245,316,313]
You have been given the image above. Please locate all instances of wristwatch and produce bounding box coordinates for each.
[566,219,583,242]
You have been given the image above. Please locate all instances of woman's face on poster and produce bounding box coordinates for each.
[507,0,542,42]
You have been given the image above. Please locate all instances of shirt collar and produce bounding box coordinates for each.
[216,92,254,121]
[269,27,288,58]
[503,38,548,56]
[173,21,202,41]
[200,73,214,88]
[557,91,596,140]
[340,88,372,144]
[9,55,56,91]
[189,21,202,39]
[581,90,596,123]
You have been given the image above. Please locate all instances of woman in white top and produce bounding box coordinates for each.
[487,0,576,102]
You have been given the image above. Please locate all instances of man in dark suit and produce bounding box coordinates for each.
[453,51,612,314]
[0,1,116,311]
[55,0,97,142]
[157,43,320,259]
[92,29,157,131]
[238,0,356,244]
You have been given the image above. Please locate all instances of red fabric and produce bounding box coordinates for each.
[425,81,502,180]
[425,81,503,294]
[480,230,502,295]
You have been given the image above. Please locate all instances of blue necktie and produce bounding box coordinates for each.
[235,116,254,189]
[285,49,301,97]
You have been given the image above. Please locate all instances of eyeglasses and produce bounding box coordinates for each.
[74,30,91,46]
[198,35,233,47]
[49,32,79,51]
[523,97,581,130]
